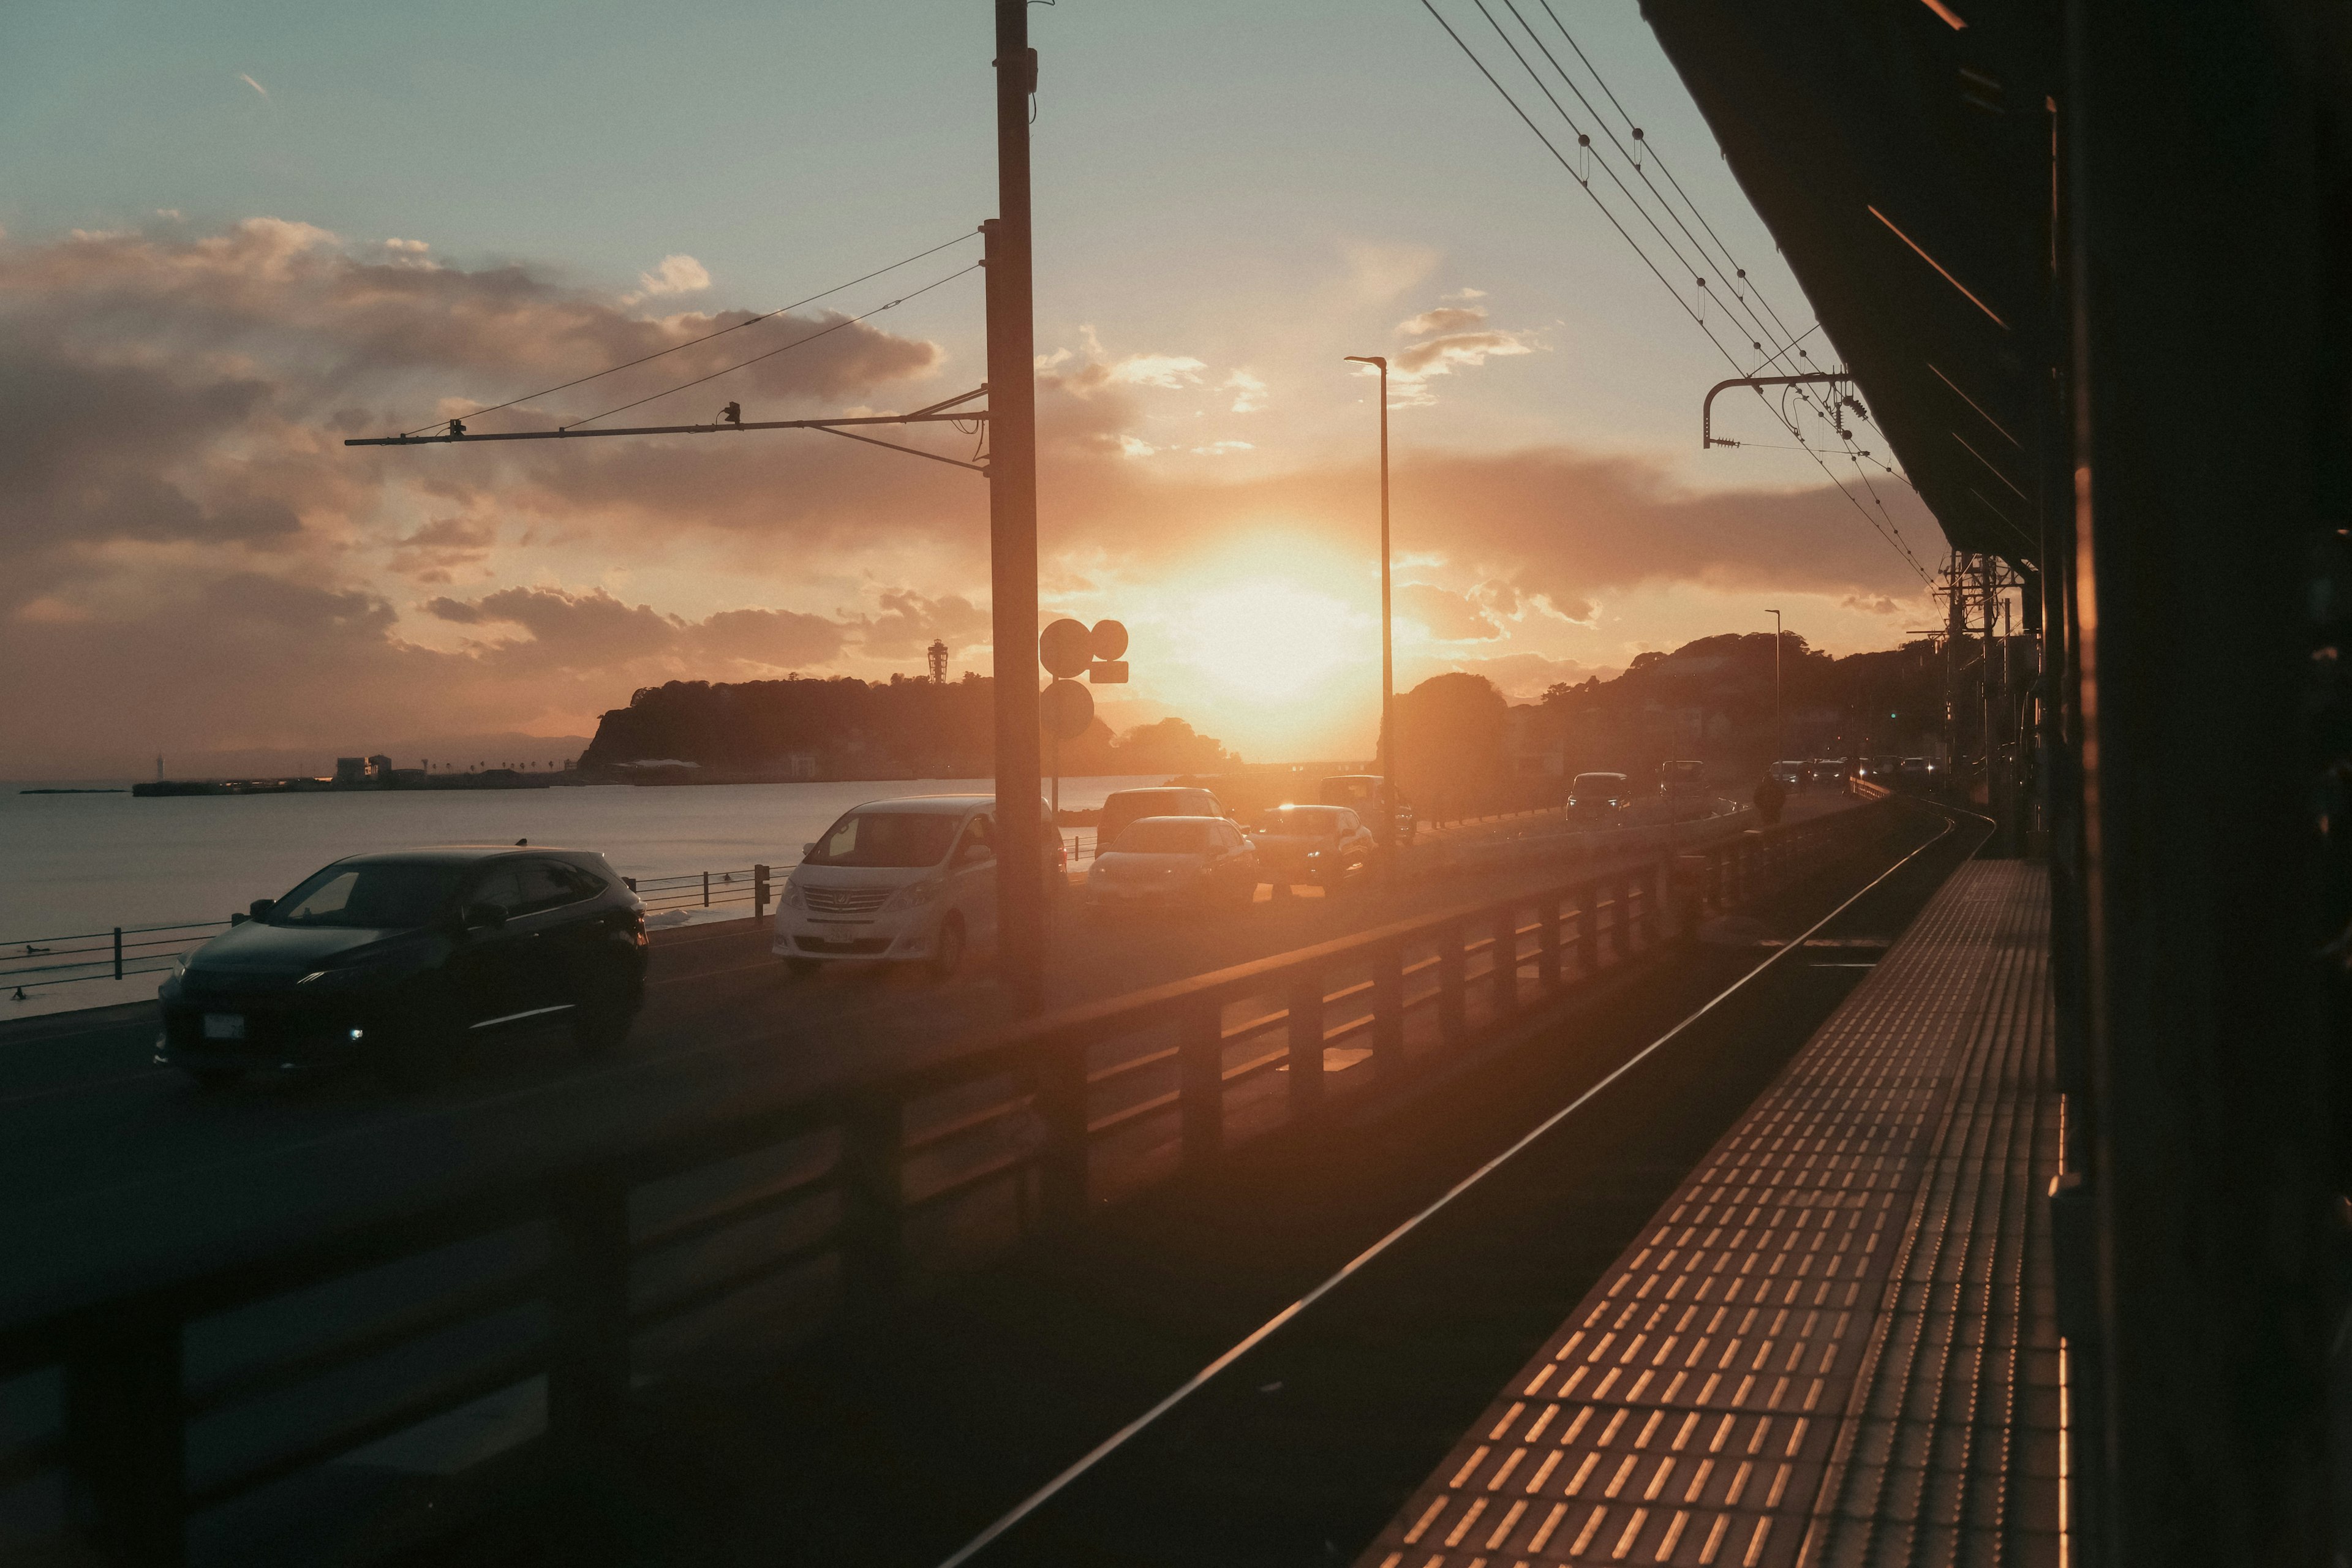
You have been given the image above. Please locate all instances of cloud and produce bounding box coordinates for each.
[1397,582,1504,642]
[1839,593,1908,616]
[1393,330,1536,379]
[1103,352,1206,390]
[0,212,1948,774]
[1398,305,1488,336]
[386,515,494,582]
[1222,370,1267,414]
[239,73,268,99]
[848,588,991,659]
[635,254,710,296]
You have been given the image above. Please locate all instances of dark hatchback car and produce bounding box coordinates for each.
[157,846,647,1088]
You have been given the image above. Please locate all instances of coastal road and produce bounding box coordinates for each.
[0,798,1850,1321]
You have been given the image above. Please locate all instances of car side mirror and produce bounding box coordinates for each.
[960,842,993,864]
[240,899,274,924]
[460,902,507,933]
[802,843,816,858]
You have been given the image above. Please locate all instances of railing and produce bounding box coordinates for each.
[0,803,1896,1566]
[2,864,782,1003]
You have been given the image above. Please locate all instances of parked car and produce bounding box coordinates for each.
[1808,759,1852,789]
[1095,786,1226,850]
[774,794,1057,978]
[1318,774,1416,842]
[1086,816,1259,909]
[1248,804,1374,895]
[155,846,647,1088]
[1567,771,1633,818]
[1769,759,1806,789]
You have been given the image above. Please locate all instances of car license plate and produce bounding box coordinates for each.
[202,1013,246,1041]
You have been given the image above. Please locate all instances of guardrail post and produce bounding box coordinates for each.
[1180,998,1224,1167]
[1492,904,1520,1019]
[1537,894,1561,991]
[753,864,770,919]
[1037,1040,1089,1228]
[1286,968,1324,1118]
[64,1305,184,1567]
[1438,919,1466,1044]
[1647,862,1667,946]
[1373,936,1405,1071]
[113,927,123,982]
[701,870,710,908]
[840,1091,903,1303]
[1575,882,1599,976]
[547,1166,631,1480]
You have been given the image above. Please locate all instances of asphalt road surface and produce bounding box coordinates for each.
[0,799,1850,1324]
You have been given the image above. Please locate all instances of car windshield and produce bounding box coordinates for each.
[1114,819,1214,854]
[1257,807,1340,835]
[1572,775,1623,791]
[805,810,964,869]
[269,862,470,929]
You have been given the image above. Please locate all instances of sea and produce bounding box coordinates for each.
[1,775,1169,1019]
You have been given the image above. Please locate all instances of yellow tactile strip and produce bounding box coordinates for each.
[1352,863,2058,1567]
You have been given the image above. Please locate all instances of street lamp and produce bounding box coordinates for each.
[1766,608,1783,764]
[1343,354,1395,856]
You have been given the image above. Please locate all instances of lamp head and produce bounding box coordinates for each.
[1343,355,1387,369]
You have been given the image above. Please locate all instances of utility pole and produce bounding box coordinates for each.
[1343,356,1396,859]
[1765,608,1783,763]
[986,0,1044,1014]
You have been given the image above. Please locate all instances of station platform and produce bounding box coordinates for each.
[1355,859,2062,1567]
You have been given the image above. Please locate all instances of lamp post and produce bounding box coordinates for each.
[1343,355,1395,857]
[1766,608,1783,766]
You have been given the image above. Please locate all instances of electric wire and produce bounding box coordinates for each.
[561,262,981,430]
[1515,3,1877,445]
[1493,0,1797,379]
[1421,0,1934,586]
[396,231,981,437]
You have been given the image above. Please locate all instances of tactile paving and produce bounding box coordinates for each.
[1352,862,2060,1567]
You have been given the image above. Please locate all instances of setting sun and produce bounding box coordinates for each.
[1178,579,1363,699]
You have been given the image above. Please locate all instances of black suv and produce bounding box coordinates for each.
[157,846,647,1088]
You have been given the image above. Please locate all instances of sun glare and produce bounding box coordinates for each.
[1180,579,1362,699]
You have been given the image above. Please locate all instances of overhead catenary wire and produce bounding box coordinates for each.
[560,262,981,430]
[1510,0,1858,435]
[1510,0,1912,475]
[396,231,981,437]
[1420,0,1936,586]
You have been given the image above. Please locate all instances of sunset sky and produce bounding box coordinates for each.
[1,0,1947,775]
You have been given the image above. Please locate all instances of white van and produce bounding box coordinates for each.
[772,794,1056,978]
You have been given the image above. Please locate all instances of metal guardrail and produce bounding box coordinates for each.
[0,801,1896,1566]
[2,865,781,1003]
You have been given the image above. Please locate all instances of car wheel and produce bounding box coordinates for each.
[185,1065,246,1091]
[930,914,967,980]
[784,957,823,978]
[571,980,638,1058]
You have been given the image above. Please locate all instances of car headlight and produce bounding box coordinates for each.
[782,880,805,908]
[883,878,944,911]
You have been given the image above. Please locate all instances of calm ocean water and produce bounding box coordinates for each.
[1,775,1169,1016]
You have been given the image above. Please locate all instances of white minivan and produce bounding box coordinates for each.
[772,794,1056,978]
